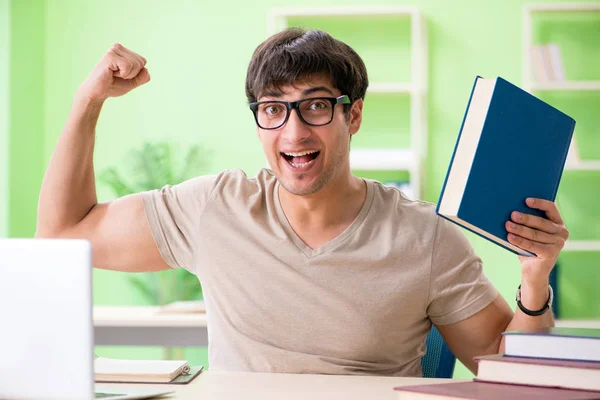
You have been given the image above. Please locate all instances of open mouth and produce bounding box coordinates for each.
[281,150,321,168]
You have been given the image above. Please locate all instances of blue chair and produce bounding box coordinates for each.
[421,325,456,378]
[549,262,560,317]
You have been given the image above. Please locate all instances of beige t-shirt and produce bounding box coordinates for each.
[142,169,498,376]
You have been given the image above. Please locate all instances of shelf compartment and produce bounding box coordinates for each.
[563,240,600,252]
[349,148,415,171]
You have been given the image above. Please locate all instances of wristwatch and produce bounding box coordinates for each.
[515,284,553,316]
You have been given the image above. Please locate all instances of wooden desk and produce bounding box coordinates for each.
[96,371,455,400]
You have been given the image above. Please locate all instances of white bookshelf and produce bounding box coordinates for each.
[523,3,600,173]
[565,160,600,171]
[268,7,428,199]
[563,240,600,252]
[524,3,600,13]
[555,319,600,329]
[523,4,600,255]
[268,6,422,25]
[523,3,600,91]
[531,81,600,91]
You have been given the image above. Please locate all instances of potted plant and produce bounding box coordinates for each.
[99,141,209,306]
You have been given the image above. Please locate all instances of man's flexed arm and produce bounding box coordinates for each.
[36,44,169,272]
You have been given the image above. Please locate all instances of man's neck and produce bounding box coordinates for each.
[278,172,366,231]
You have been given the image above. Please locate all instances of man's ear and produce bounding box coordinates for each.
[348,99,363,137]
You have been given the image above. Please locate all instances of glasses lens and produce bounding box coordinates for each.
[257,102,287,129]
[299,98,333,126]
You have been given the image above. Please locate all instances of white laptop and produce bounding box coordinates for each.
[0,239,174,400]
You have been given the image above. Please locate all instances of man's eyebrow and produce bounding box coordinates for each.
[258,85,335,101]
[302,86,335,96]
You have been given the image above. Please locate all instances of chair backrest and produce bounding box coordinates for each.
[421,325,456,379]
[549,262,559,317]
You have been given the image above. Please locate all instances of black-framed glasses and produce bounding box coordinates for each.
[249,95,351,130]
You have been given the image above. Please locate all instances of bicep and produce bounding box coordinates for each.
[59,194,170,272]
[435,295,513,374]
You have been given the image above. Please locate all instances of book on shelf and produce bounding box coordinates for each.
[531,44,551,82]
[436,75,575,256]
[503,327,600,362]
[475,354,600,392]
[95,357,203,384]
[531,43,566,83]
[547,43,566,81]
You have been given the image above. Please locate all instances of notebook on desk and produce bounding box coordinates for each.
[95,357,204,384]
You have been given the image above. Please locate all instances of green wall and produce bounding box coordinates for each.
[0,0,8,238]
[9,0,45,238]
[7,0,600,379]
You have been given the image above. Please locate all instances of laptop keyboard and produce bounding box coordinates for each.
[95,393,125,398]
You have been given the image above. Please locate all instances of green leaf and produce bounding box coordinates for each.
[128,275,160,305]
[179,145,210,182]
[175,269,203,301]
[98,140,209,304]
[98,168,138,198]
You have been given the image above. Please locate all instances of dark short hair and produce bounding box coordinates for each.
[245,27,369,113]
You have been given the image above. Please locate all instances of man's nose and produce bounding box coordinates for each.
[281,108,311,143]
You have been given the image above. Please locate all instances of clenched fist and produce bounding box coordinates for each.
[78,43,150,104]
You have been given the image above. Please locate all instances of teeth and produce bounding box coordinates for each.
[290,159,316,168]
[284,150,318,157]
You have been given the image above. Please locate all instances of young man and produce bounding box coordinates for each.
[36,28,568,376]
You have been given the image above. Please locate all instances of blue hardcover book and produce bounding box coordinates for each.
[503,327,600,362]
[436,76,576,257]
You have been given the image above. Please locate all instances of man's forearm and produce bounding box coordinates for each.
[36,92,104,236]
[499,280,554,353]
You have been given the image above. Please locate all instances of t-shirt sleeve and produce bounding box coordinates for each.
[427,216,499,326]
[141,173,220,274]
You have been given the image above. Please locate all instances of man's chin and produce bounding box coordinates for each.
[279,176,323,197]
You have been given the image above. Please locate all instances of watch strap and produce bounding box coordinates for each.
[515,284,553,317]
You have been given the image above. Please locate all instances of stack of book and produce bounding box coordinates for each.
[394,327,600,399]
